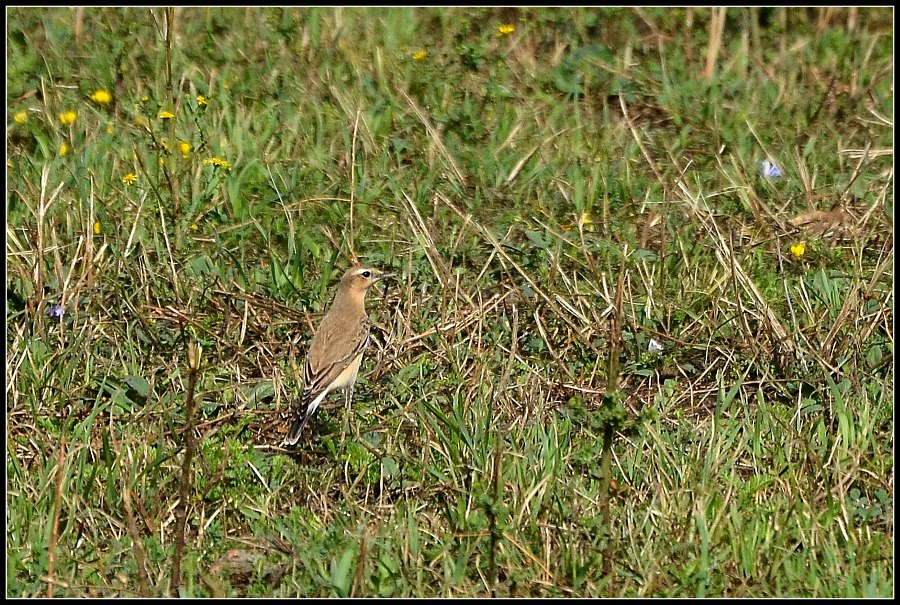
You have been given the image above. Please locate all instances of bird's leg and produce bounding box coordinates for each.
[341,386,354,442]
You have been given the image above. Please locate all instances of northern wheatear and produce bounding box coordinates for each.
[283,266,388,446]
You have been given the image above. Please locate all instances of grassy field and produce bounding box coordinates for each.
[6,7,894,597]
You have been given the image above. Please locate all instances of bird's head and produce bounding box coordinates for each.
[340,266,390,294]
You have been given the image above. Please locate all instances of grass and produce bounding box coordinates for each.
[6,6,894,598]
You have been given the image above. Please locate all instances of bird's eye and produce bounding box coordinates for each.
[362,270,372,278]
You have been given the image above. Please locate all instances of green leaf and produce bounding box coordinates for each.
[124,375,151,398]
[330,544,357,597]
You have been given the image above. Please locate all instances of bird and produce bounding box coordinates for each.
[282,265,389,446]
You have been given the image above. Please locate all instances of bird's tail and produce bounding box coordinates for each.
[283,386,332,447]
[282,402,313,447]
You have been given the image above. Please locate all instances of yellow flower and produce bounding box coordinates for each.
[203,157,232,170]
[122,173,138,186]
[190,223,199,231]
[498,24,515,36]
[578,212,592,227]
[107,125,115,134]
[93,221,102,235]
[196,94,207,106]
[14,111,28,124]
[412,49,427,61]
[790,242,806,258]
[59,143,69,157]
[179,141,191,158]
[90,89,112,105]
[59,111,77,125]
[158,110,175,120]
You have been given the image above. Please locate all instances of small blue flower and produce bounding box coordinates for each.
[47,304,65,319]
[759,159,783,179]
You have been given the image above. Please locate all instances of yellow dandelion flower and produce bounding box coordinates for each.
[122,173,138,186]
[412,49,427,61]
[179,141,191,158]
[14,111,28,124]
[107,125,115,134]
[158,110,175,120]
[203,157,232,170]
[190,223,199,231]
[90,89,112,105]
[59,143,69,157]
[196,94,208,106]
[59,111,78,125]
[498,24,515,36]
[93,221,102,235]
[790,242,806,258]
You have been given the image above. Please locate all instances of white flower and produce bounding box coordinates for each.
[648,338,664,353]
[759,159,783,178]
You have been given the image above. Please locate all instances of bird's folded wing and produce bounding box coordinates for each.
[302,317,370,398]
